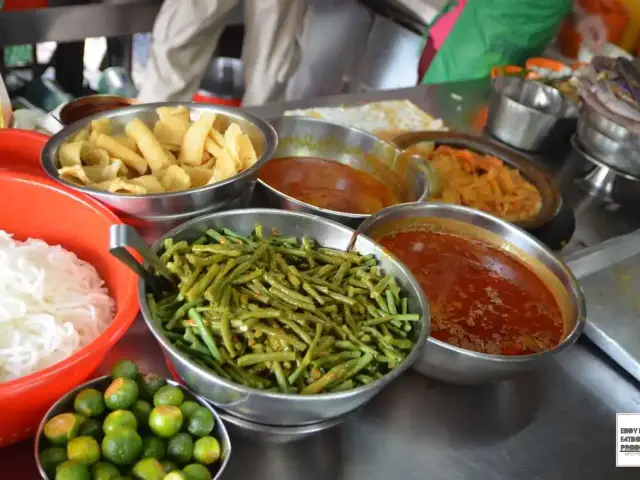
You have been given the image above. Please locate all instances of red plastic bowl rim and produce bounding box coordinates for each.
[0,170,139,394]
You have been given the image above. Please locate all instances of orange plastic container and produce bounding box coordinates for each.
[2,0,48,10]
[192,91,242,107]
[0,129,49,177]
[0,170,138,447]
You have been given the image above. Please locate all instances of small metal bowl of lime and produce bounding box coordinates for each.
[34,359,231,480]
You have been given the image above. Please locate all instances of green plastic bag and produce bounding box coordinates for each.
[422,0,573,84]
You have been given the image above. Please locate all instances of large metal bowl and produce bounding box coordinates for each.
[255,116,430,228]
[34,376,232,480]
[139,209,430,426]
[487,76,578,151]
[358,202,586,385]
[41,103,278,238]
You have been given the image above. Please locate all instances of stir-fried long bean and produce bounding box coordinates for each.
[149,224,420,394]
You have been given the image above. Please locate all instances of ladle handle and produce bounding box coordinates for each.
[109,224,175,293]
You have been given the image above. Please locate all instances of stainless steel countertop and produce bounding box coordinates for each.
[5,80,640,479]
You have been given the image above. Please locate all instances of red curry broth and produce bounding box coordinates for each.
[259,156,399,214]
[378,228,564,355]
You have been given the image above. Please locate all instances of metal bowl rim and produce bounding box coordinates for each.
[357,201,587,364]
[41,102,278,199]
[216,406,349,434]
[259,115,430,218]
[580,101,640,143]
[34,375,233,480]
[139,208,430,401]
[491,77,577,120]
[571,134,640,181]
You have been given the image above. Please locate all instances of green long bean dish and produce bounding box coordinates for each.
[148,225,420,395]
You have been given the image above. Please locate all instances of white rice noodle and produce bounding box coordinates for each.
[0,230,115,382]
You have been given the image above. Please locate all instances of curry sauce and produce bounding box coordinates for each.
[259,156,399,214]
[378,229,564,355]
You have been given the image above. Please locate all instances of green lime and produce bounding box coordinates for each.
[166,433,193,465]
[136,373,167,401]
[104,377,139,410]
[104,410,138,435]
[78,418,103,441]
[92,461,121,480]
[186,408,214,438]
[177,401,199,421]
[153,386,184,407]
[44,413,83,445]
[182,464,211,480]
[39,446,67,475]
[132,457,165,480]
[161,459,179,473]
[132,400,153,428]
[149,406,183,438]
[142,436,165,460]
[54,460,90,480]
[111,359,139,380]
[67,436,101,465]
[74,388,106,417]
[163,472,187,480]
[101,427,143,467]
[192,436,220,465]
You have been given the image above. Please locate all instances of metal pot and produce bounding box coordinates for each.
[357,202,586,385]
[580,100,640,146]
[571,135,640,205]
[256,116,430,228]
[41,102,278,240]
[139,209,430,426]
[577,110,640,177]
[487,77,578,151]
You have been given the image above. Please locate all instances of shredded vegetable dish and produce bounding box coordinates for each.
[148,225,420,394]
[428,146,543,222]
[378,228,564,355]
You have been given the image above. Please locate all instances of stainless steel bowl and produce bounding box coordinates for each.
[256,116,430,228]
[580,100,640,146]
[139,209,430,426]
[571,135,640,205]
[57,94,137,126]
[358,202,586,385]
[34,376,232,480]
[487,76,578,151]
[576,113,640,178]
[41,103,278,238]
[217,409,349,444]
[391,131,562,231]
[199,57,245,101]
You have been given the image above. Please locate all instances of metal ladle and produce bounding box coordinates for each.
[109,224,177,294]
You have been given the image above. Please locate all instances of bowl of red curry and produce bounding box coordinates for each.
[256,116,430,228]
[358,202,586,385]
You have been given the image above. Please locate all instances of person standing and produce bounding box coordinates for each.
[138,0,306,106]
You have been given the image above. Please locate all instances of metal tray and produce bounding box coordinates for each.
[565,229,640,381]
[392,131,562,230]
